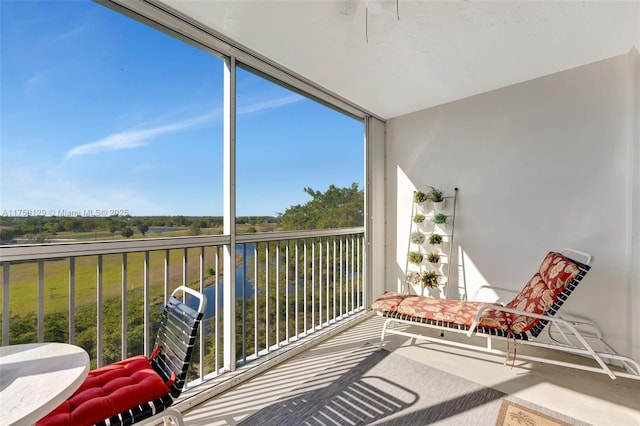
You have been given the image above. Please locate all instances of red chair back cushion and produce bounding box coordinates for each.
[505,252,580,333]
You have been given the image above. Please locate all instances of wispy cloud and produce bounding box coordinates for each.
[65,111,217,159]
[65,94,303,159]
[25,71,49,94]
[237,94,303,115]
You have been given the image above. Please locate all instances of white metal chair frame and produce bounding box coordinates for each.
[138,286,206,426]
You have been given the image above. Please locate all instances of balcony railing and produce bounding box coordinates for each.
[0,228,365,388]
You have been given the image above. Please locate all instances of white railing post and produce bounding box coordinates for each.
[96,255,103,366]
[143,251,150,359]
[37,260,44,342]
[2,262,9,345]
[121,253,127,359]
[69,258,75,345]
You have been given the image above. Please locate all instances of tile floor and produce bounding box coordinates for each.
[183,314,640,425]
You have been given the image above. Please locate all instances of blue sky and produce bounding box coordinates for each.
[1,0,364,217]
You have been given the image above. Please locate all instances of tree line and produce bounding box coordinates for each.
[1,183,363,244]
[0,215,280,244]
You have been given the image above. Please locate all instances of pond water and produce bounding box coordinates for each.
[187,244,255,318]
[146,227,176,234]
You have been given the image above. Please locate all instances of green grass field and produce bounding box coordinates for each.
[1,224,274,316]
[1,249,223,315]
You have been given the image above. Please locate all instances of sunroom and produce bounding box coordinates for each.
[1,0,639,425]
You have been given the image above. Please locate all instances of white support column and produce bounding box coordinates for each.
[223,56,237,372]
[365,116,386,307]
[629,47,640,361]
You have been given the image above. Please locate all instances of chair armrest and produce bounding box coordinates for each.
[555,312,604,339]
[471,285,520,304]
[466,304,571,337]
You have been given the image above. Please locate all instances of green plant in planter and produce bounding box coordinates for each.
[428,233,443,245]
[421,271,440,288]
[427,252,440,263]
[432,213,447,224]
[426,186,444,203]
[410,231,426,244]
[413,190,428,204]
[408,251,424,264]
[406,271,421,286]
[413,214,426,224]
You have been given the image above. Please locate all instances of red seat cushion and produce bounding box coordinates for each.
[37,356,171,426]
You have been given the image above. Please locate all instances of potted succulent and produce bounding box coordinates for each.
[432,213,447,224]
[426,186,445,211]
[413,214,426,229]
[406,271,423,295]
[432,212,448,233]
[428,233,443,245]
[408,251,424,265]
[413,190,429,204]
[421,271,440,288]
[406,271,421,285]
[410,231,426,245]
[426,252,440,264]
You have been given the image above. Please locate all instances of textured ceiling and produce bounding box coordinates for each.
[158,0,639,119]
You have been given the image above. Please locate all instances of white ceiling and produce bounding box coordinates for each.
[158,0,639,119]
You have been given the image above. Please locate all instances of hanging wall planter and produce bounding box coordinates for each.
[426,252,440,264]
[413,190,429,206]
[427,252,443,274]
[410,231,426,245]
[426,186,445,212]
[406,271,424,296]
[426,286,442,298]
[421,271,440,289]
[432,213,448,233]
[428,233,443,246]
[408,251,424,265]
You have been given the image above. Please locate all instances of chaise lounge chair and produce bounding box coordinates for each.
[372,249,640,380]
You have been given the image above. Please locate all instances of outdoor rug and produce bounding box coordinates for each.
[238,344,589,425]
[495,400,574,426]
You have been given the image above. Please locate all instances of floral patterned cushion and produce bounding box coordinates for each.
[395,297,509,330]
[538,252,580,293]
[371,291,407,312]
[505,272,557,333]
[529,253,590,337]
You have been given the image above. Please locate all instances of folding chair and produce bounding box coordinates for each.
[38,286,206,425]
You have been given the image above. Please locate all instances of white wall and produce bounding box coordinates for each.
[385,51,639,358]
[630,47,640,361]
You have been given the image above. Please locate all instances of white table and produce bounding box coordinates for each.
[0,342,90,425]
